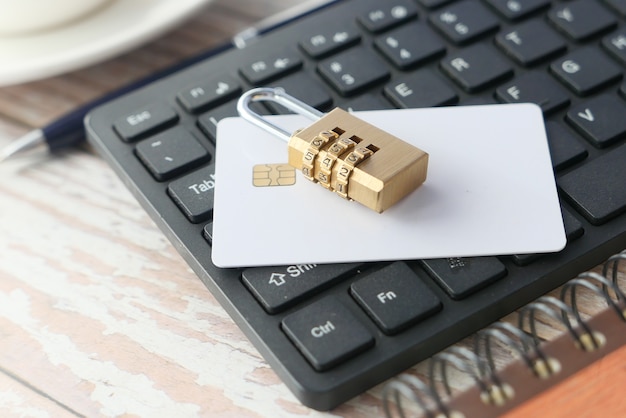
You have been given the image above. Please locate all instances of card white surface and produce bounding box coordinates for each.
[212,104,566,268]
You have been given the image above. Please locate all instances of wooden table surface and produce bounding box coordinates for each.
[0,1,624,417]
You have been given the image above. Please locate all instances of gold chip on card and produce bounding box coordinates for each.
[252,163,296,187]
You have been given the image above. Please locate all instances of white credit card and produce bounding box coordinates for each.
[212,104,566,268]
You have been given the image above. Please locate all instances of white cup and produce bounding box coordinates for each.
[0,0,112,36]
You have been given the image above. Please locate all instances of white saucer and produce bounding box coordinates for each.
[0,0,213,86]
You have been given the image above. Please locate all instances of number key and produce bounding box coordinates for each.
[485,0,550,21]
[429,0,500,45]
[318,47,390,96]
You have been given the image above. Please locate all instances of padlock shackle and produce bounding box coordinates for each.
[237,87,324,143]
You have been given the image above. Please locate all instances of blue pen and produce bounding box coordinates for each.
[0,42,231,162]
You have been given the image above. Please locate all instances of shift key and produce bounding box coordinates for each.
[242,263,362,313]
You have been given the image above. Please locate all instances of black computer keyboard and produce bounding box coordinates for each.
[85,0,626,410]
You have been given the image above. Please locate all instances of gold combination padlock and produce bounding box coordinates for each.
[237,88,428,213]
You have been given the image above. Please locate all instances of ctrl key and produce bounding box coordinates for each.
[282,296,374,371]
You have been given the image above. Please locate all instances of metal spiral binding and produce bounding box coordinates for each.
[382,374,451,418]
[382,251,626,418]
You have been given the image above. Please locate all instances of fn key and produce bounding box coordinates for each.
[351,262,441,335]
[282,296,374,371]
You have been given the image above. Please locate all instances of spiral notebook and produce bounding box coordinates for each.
[383,251,626,418]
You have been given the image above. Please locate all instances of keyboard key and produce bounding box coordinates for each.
[242,263,362,314]
[299,27,361,58]
[565,94,626,148]
[495,19,567,66]
[383,70,458,108]
[268,72,333,113]
[485,0,550,20]
[548,0,617,41]
[545,122,588,171]
[429,0,500,45]
[495,71,570,115]
[421,257,507,299]
[318,47,390,96]
[240,53,302,85]
[441,44,513,92]
[135,127,210,181]
[351,262,441,335]
[282,296,374,371]
[559,144,626,225]
[374,23,446,70]
[176,75,241,114]
[602,28,626,65]
[113,103,178,142]
[197,102,237,142]
[357,1,418,33]
[197,101,267,142]
[168,164,216,223]
[135,126,211,181]
[550,47,623,96]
